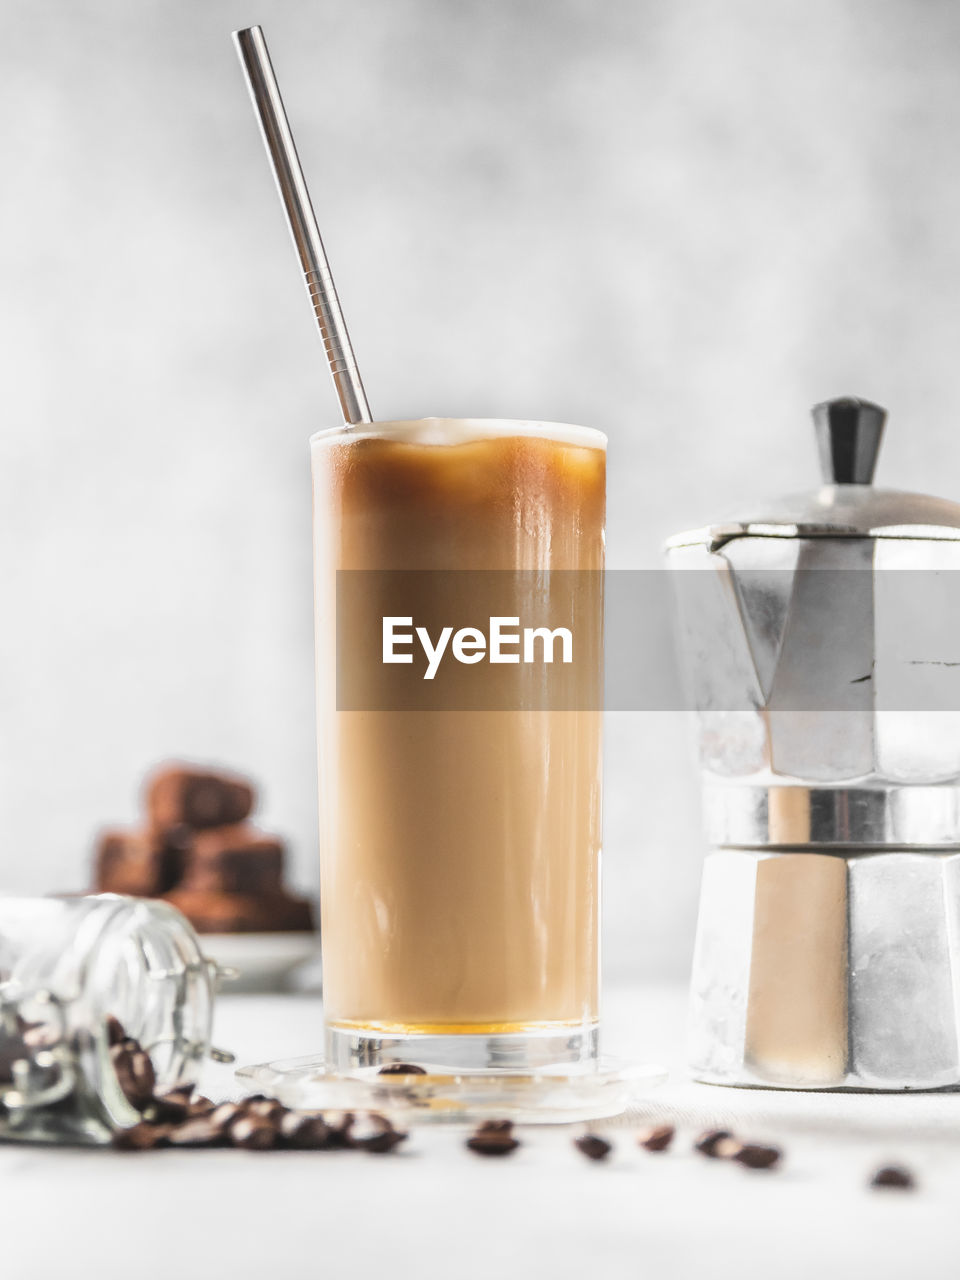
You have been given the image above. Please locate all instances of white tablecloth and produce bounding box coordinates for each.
[4,985,958,1280]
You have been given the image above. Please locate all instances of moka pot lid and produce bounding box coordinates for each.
[667,397,960,552]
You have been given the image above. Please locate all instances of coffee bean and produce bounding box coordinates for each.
[167,1115,225,1148]
[162,1085,195,1104]
[113,1122,169,1151]
[188,1095,216,1116]
[871,1165,915,1190]
[734,1144,782,1170]
[279,1112,335,1150]
[105,1016,127,1047]
[349,1113,407,1154]
[467,1119,519,1156]
[695,1129,735,1158]
[126,1050,156,1106]
[465,1141,519,1162]
[147,1086,195,1123]
[244,1097,284,1123]
[712,1136,743,1160]
[467,1132,519,1156]
[476,1119,513,1136]
[208,1102,243,1132]
[229,1115,277,1150]
[377,1063,427,1076]
[110,1043,156,1110]
[361,1128,407,1154]
[638,1124,675,1153]
[323,1111,355,1147]
[575,1134,611,1162]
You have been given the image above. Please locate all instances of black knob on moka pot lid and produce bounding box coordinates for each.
[812,396,886,486]
[666,393,960,549]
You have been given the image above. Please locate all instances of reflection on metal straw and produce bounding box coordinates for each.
[233,25,372,426]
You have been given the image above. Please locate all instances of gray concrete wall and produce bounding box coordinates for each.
[3,0,958,981]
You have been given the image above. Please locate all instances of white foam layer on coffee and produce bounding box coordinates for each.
[310,417,607,450]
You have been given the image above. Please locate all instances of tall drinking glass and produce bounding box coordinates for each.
[312,418,606,1071]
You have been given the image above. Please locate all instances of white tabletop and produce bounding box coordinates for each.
[4,984,958,1280]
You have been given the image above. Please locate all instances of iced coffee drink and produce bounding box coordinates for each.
[312,418,605,1070]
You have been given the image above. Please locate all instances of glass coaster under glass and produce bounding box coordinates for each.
[236,1055,666,1125]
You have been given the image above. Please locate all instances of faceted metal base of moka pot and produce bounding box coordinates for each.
[689,848,960,1090]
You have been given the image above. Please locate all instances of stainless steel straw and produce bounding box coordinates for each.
[233,25,372,425]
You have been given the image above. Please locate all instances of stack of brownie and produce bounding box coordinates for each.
[94,764,315,934]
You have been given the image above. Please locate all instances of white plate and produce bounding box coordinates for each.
[200,932,320,992]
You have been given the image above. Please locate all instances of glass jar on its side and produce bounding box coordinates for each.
[0,895,216,1145]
